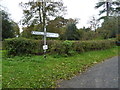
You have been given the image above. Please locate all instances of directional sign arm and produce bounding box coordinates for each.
[31,31,59,38]
[31,31,44,35]
[46,32,59,38]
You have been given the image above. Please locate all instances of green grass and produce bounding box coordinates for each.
[2,46,119,88]
[0,41,2,50]
[0,46,2,89]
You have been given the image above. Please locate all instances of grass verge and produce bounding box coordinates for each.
[2,46,119,88]
[0,46,2,89]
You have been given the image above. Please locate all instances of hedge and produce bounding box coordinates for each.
[116,34,120,46]
[3,38,116,56]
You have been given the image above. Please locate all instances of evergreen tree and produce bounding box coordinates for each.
[95,1,120,20]
[65,23,79,40]
[1,10,15,40]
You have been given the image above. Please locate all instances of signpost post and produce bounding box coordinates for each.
[43,0,47,59]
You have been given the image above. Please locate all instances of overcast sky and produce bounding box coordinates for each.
[1,0,101,31]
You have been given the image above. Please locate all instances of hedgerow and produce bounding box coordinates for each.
[116,34,120,46]
[3,38,116,56]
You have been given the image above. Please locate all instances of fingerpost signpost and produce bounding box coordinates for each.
[31,0,59,59]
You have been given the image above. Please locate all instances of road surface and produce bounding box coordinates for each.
[59,56,118,88]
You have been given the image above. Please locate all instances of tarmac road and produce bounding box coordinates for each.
[59,56,119,88]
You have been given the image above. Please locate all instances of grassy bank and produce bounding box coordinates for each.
[2,46,119,88]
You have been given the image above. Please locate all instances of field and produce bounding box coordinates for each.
[2,46,119,88]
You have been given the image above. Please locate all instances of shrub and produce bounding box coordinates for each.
[62,40,74,55]
[4,38,38,56]
[3,38,116,56]
[116,34,120,41]
[72,41,84,53]
[116,34,120,46]
[73,40,116,53]
[50,40,66,55]
[50,40,75,56]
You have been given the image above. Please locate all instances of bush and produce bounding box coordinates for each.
[116,34,120,41]
[4,38,39,56]
[50,40,65,55]
[73,40,116,53]
[62,40,74,55]
[116,34,120,46]
[3,38,116,56]
[50,40,75,56]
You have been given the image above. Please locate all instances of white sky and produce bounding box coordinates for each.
[0,0,101,31]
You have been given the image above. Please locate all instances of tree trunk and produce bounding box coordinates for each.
[38,6,42,24]
[106,2,109,17]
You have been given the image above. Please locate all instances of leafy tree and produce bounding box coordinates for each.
[67,18,79,24]
[82,27,91,32]
[21,17,68,39]
[89,16,100,32]
[97,28,110,39]
[46,16,68,40]
[21,24,42,39]
[47,16,68,33]
[59,27,66,40]
[11,21,20,37]
[103,16,118,38]
[20,0,66,31]
[97,16,119,38]
[77,27,97,40]
[1,10,15,40]
[95,1,119,39]
[21,26,33,38]
[77,29,85,40]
